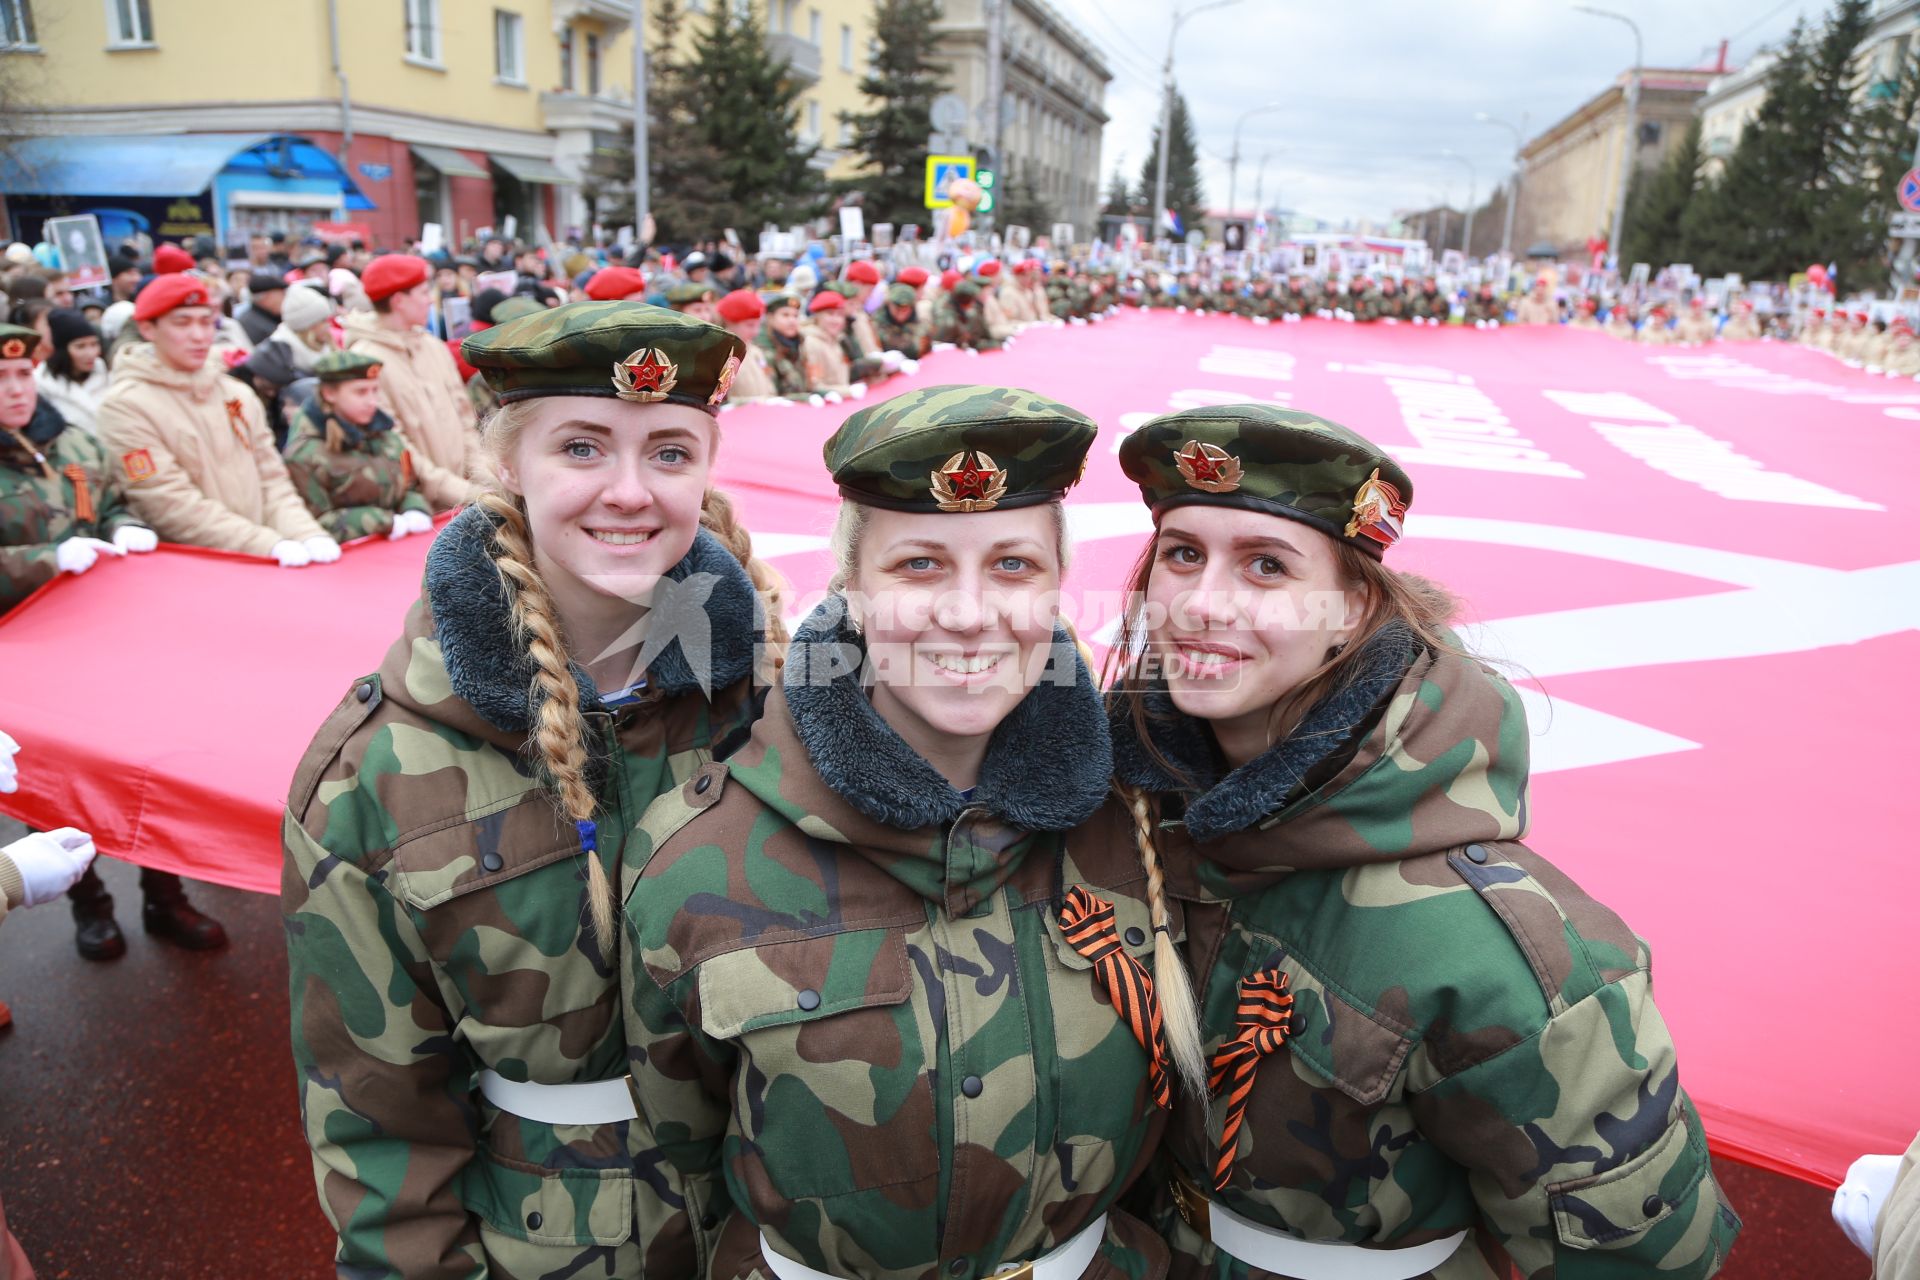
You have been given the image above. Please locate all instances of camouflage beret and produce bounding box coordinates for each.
[1118,404,1414,558]
[490,295,546,325]
[312,349,383,383]
[764,292,801,313]
[823,384,1097,514]
[886,284,917,307]
[462,299,746,412]
[0,323,36,361]
[666,281,716,307]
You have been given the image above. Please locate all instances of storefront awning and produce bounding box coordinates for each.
[491,153,569,185]
[410,144,489,180]
[0,133,373,209]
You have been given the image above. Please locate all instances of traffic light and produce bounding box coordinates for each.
[976,148,997,215]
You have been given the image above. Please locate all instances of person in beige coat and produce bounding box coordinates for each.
[1675,298,1717,344]
[841,260,886,357]
[96,275,335,567]
[716,288,782,402]
[799,291,876,395]
[342,254,479,510]
[1513,275,1559,325]
[1721,300,1763,341]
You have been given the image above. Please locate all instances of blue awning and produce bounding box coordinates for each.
[0,133,373,209]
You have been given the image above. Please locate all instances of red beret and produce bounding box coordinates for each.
[808,290,844,314]
[585,266,648,301]
[134,273,214,321]
[976,260,1002,278]
[940,268,962,291]
[151,244,194,275]
[844,260,880,285]
[896,266,929,287]
[716,288,765,323]
[1012,260,1035,275]
[361,254,431,302]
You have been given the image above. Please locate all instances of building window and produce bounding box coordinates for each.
[839,23,852,70]
[494,10,524,84]
[586,31,602,94]
[559,24,574,90]
[1,0,36,48]
[808,8,821,45]
[105,0,153,46]
[806,99,820,140]
[404,0,439,63]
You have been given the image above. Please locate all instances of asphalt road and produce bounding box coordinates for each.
[0,817,1866,1279]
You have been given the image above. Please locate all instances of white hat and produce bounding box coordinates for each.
[787,263,818,293]
[3,243,34,266]
[100,300,136,343]
[281,283,335,332]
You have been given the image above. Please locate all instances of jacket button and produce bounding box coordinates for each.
[481,852,504,872]
[1465,844,1489,864]
[961,1074,983,1098]
[948,1260,968,1276]
[1642,1195,1663,1219]
[1290,1012,1308,1037]
[1124,926,1146,948]
[354,681,373,703]
[694,774,712,795]
[526,1211,543,1230]
[796,988,821,1011]
[700,1212,719,1231]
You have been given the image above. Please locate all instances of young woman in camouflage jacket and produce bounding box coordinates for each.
[282,301,785,1279]
[1105,406,1742,1280]
[282,350,437,544]
[620,385,1174,1280]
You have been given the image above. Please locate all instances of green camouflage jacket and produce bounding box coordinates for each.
[931,298,1004,350]
[838,326,888,382]
[873,310,932,358]
[621,602,1170,1280]
[1113,625,1739,1280]
[758,331,817,399]
[283,400,434,542]
[1407,288,1449,322]
[1046,278,1074,319]
[1,399,147,613]
[283,504,767,1280]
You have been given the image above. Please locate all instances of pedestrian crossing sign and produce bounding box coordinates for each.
[925,155,977,210]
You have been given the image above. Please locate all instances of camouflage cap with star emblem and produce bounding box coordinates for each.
[312,349,383,383]
[1118,404,1414,557]
[0,323,37,361]
[462,299,745,412]
[823,384,1098,514]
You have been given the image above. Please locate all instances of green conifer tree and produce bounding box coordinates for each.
[839,0,946,231]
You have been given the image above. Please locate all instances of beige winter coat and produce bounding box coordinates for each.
[727,344,780,401]
[1514,294,1558,325]
[96,345,325,556]
[342,310,480,510]
[800,325,854,391]
[849,309,881,358]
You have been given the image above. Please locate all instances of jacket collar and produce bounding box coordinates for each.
[422,503,764,733]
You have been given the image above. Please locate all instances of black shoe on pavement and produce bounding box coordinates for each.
[141,891,229,951]
[73,893,128,961]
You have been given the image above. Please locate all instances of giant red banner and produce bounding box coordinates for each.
[3,311,1915,1188]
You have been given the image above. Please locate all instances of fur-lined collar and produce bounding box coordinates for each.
[1111,622,1422,842]
[780,598,1113,834]
[423,503,762,732]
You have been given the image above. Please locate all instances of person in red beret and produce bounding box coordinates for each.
[839,260,884,357]
[344,254,478,510]
[801,290,891,397]
[1723,298,1763,342]
[585,266,648,302]
[150,243,194,275]
[714,289,780,402]
[895,265,929,289]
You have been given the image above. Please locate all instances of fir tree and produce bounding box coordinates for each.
[840,0,946,231]
[1621,119,1703,269]
[690,3,825,233]
[1138,91,1206,235]
[1855,41,1920,286]
[1102,164,1136,216]
[996,161,1053,236]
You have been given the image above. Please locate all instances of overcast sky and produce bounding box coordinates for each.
[1042,0,1829,225]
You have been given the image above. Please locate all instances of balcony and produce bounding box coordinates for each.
[551,0,632,34]
[766,32,821,84]
[541,90,632,134]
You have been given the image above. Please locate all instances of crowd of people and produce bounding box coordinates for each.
[0,223,1914,1280]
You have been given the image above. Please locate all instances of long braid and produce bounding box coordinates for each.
[478,488,617,952]
[699,485,789,666]
[1125,782,1208,1100]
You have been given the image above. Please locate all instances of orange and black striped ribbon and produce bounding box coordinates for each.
[1059,885,1171,1110]
[1206,968,1294,1190]
[400,450,415,490]
[225,398,250,444]
[61,464,94,523]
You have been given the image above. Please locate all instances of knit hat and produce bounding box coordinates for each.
[99,300,136,343]
[281,283,335,331]
[47,307,98,353]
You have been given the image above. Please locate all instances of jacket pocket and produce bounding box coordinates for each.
[1549,1107,1707,1250]
[388,790,580,912]
[467,1145,634,1249]
[695,927,936,1199]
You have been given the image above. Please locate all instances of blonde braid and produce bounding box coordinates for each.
[1125,782,1208,1100]
[477,488,617,952]
[699,485,789,666]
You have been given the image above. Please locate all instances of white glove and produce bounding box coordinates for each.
[6,827,98,908]
[806,394,825,408]
[823,390,844,404]
[0,729,18,795]
[879,349,905,371]
[112,525,159,554]
[1002,336,1016,349]
[271,539,312,568]
[1253,315,1270,326]
[846,382,868,400]
[1833,1153,1902,1256]
[762,396,792,408]
[965,346,981,356]
[899,358,920,375]
[387,509,433,539]
[55,537,123,575]
[931,341,957,352]
[303,535,342,564]
[1175,305,1187,314]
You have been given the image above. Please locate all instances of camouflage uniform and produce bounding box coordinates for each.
[1209,279,1243,316]
[760,330,818,398]
[1,399,148,613]
[1113,407,1740,1280]
[931,289,1003,351]
[873,298,932,358]
[282,398,434,542]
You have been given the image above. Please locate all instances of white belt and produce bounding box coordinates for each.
[758,1212,1107,1280]
[1177,1176,1465,1280]
[476,1069,638,1125]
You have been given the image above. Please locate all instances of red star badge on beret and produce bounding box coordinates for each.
[929,449,1009,512]
[945,453,994,501]
[624,349,672,391]
[612,346,680,402]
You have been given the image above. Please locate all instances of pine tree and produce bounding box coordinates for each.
[840,0,946,231]
[1621,118,1703,269]
[996,160,1053,236]
[1102,164,1136,216]
[1855,41,1920,286]
[683,3,826,233]
[1138,91,1205,235]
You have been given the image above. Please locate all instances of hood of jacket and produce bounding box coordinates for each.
[107,343,233,403]
[1112,623,1530,896]
[1,398,68,470]
[718,597,1112,911]
[341,308,422,357]
[386,503,763,739]
[291,397,397,451]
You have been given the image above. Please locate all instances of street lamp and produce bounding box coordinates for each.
[1228,101,1283,217]
[1152,0,1241,239]
[1574,4,1643,272]
[1475,110,1528,258]
[1439,149,1478,256]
